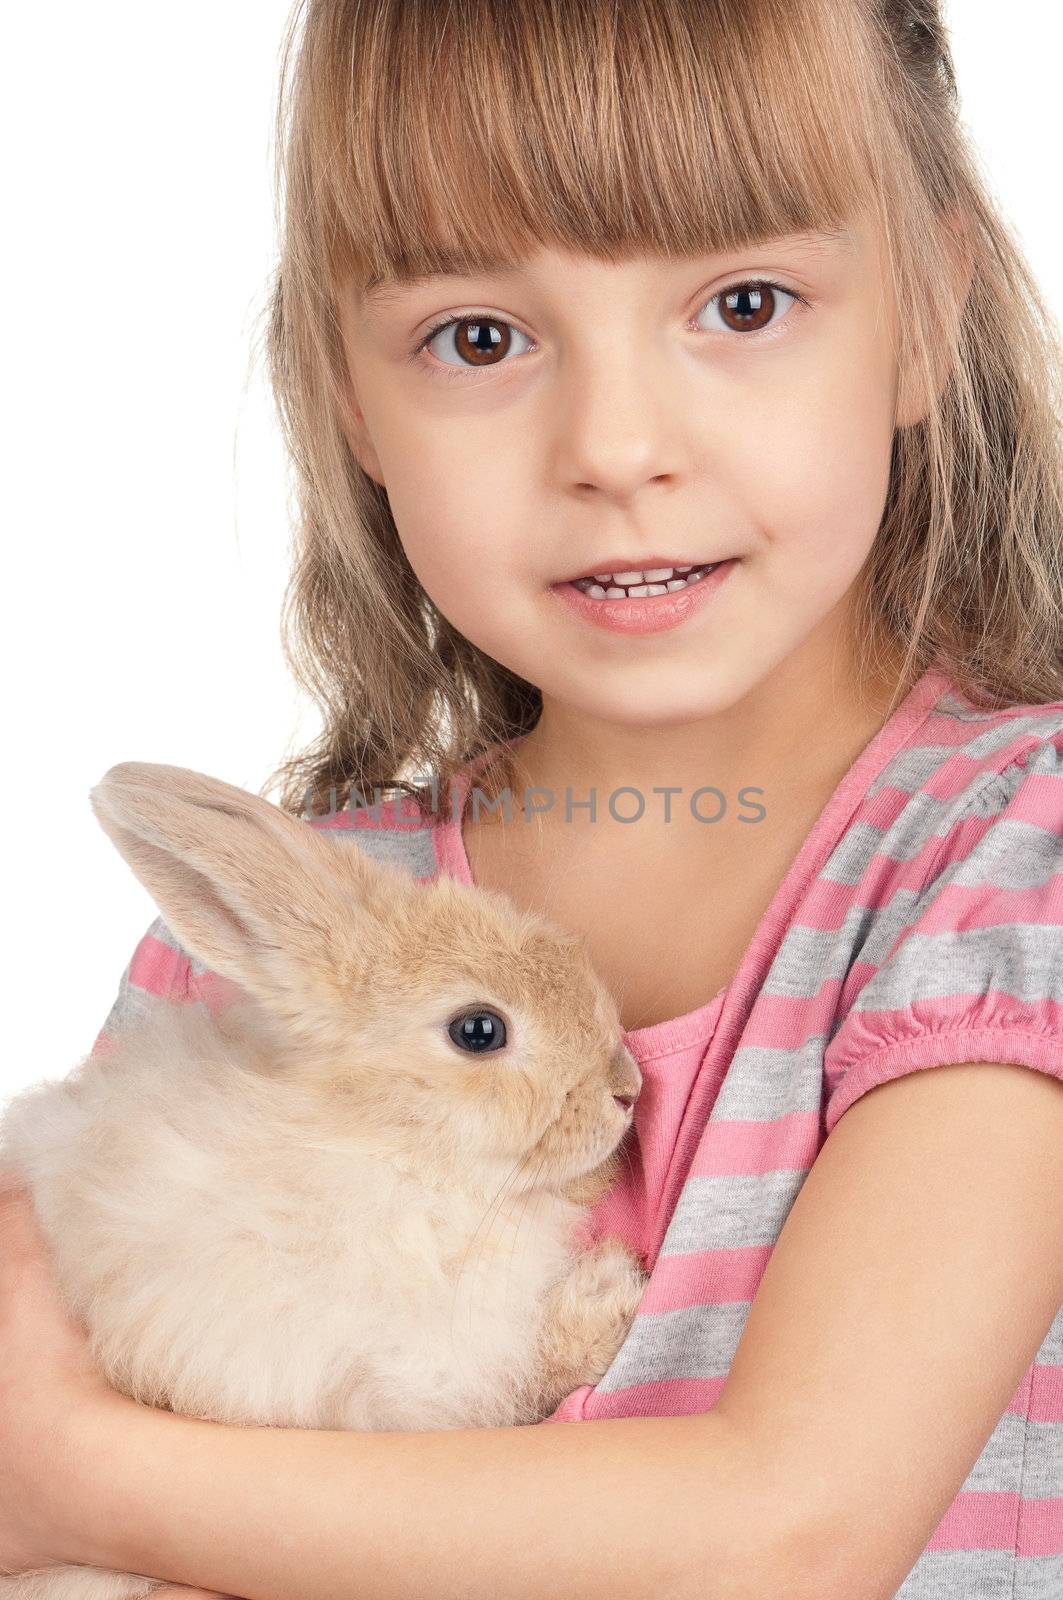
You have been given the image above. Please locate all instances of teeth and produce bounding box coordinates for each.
[579,564,716,600]
[584,564,695,586]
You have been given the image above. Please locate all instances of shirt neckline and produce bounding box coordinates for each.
[433,665,954,1056]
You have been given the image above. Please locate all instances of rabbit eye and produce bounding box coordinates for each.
[447,1010,508,1053]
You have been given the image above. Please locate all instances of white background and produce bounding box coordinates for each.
[2,2,1060,1101]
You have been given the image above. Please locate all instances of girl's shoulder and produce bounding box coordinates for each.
[303,788,442,881]
[822,689,1063,1133]
[867,685,1063,870]
[92,789,444,1057]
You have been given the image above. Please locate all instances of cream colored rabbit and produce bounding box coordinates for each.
[0,762,647,1599]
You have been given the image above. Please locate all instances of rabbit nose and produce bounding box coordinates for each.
[610,1042,642,1104]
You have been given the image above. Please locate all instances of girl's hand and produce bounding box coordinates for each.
[0,1174,237,1599]
[0,1175,143,1575]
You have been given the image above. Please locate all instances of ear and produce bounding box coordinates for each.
[338,371,388,486]
[333,291,388,486]
[89,762,387,1028]
[896,205,975,429]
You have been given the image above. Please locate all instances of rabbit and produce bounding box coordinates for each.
[0,762,648,1599]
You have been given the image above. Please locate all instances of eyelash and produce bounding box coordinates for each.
[407,279,810,383]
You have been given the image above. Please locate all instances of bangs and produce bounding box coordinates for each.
[305,0,888,297]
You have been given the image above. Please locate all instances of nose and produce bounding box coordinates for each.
[558,349,685,502]
[610,1041,642,1109]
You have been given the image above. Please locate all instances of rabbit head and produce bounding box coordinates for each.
[89,762,641,1195]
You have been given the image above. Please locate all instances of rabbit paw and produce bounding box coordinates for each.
[0,1566,169,1598]
[534,1234,649,1406]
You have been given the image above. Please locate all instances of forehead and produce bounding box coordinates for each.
[317,0,895,336]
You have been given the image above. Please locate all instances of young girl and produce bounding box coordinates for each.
[2,0,1062,1596]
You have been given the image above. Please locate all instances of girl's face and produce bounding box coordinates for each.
[335,213,908,730]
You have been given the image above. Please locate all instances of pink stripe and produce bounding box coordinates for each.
[732,978,1033,1055]
[187,968,244,1012]
[916,878,1063,933]
[305,812,357,831]
[839,781,932,839]
[787,845,943,930]
[835,992,1063,1035]
[924,1491,1019,1550]
[923,1490,1063,1555]
[434,809,471,885]
[769,804,1020,938]
[583,1374,727,1419]
[739,982,847,1050]
[914,769,1062,864]
[688,1109,820,1176]
[1017,1496,1063,1557]
[825,1026,1063,1131]
[128,936,243,1014]
[1030,1365,1063,1424]
[308,793,429,832]
[128,934,190,1001]
[918,734,1061,803]
[638,1243,773,1312]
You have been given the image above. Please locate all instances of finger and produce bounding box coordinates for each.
[150,1589,237,1598]
[0,1185,38,1264]
[0,1186,51,1275]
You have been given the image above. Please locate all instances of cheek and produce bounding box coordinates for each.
[377,440,536,665]
[381,441,522,590]
[349,368,526,601]
[732,330,898,567]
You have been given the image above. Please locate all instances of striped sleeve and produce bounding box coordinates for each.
[823,731,1063,1134]
[89,914,236,1056]
[86,812,388,1059]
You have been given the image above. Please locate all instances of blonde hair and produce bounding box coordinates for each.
[256,0,1063,819]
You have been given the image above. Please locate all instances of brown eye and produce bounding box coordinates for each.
[720,285,775,331]
[702,283,798,335]
[422,316,532,370]
[452,319,510,365]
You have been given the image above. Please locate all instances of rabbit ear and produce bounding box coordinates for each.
[89,761,383,1022]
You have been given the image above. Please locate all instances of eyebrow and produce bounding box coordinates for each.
[361,256,525,312]
[359,227,854,314]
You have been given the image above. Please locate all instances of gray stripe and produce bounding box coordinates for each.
[839,923,1063,1011]
[329,804,440,878]
[1036,1314,1063,1366]
[595,1300,752,1389]
[769,890,935,980]
[867,703,1063,798]
[1015,1553,1063,1600]
[1024,1418,1063,1500]
[662,1169,812,1255]
[894,1549,1020,1597]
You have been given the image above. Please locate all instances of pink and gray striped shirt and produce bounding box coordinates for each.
[93,664,1063,1598]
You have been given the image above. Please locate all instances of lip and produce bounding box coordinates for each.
[550,558,738,636]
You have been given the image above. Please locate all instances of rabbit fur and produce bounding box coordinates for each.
[0,762,648,1598]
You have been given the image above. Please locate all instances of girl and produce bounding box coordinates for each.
[2,0,1062,1596]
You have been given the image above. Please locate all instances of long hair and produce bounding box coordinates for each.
[253,0,1063,818]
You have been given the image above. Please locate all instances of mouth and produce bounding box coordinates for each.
[561,562,724,598]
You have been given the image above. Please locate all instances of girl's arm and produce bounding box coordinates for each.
[10,1054,1062,1600]
[66,1398,812,1600]
[59,1054,1063,1600]
[0,1178,821,1600]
